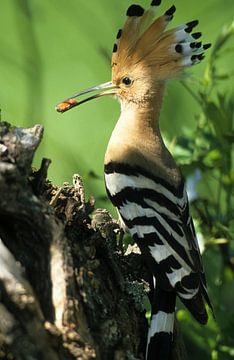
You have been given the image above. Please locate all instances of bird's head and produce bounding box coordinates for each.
[56,1,210,112]
[111,68,153,105]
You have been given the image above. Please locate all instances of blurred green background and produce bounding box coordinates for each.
[0,0,234,359]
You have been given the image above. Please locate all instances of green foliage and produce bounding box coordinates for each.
[169,22,234,359]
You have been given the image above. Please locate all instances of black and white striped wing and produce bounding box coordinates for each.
[105,162,209,323]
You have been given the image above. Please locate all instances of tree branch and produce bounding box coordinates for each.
[0,121,187,360]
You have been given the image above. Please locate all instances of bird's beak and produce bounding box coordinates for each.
[55,81,116,113]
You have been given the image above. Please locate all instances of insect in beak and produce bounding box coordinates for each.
[55,81,117,113]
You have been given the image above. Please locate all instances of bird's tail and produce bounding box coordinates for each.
[146,278,176,360]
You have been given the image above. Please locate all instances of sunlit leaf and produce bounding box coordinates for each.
[224,267,234,282]
[211,349,218,360]
[203,149,221,168]
[206,238,229,246]
[176,309,188,321]
[219,345,234,356]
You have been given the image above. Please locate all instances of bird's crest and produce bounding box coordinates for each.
[112,1,211,81]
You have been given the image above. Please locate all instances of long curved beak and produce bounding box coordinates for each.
[55,81,116,113]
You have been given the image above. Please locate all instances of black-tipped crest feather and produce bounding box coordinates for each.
[127,4,144,17]
[151,0,161,5]
[112,2,210,83]
[116,29,122,39]
[164,5,176,16]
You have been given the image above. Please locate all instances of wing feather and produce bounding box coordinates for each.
[105,163,207,304]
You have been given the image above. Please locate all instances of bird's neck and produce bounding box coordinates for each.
[105,83,181,185]
[123,82,165,133]
[105,84,166,165]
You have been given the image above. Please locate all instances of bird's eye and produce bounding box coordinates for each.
[121,77,133,86]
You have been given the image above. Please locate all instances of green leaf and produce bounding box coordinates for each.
[204,100,231,144]
[214,73,231,81]
[206,238,229,246]
[203,149,221,168]
[211,350,219,360]
[219,345,234,356]
[211,21,234,59]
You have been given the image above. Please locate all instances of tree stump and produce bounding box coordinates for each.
[0,121,187,360]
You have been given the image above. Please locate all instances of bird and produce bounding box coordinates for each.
[56,1,213,359]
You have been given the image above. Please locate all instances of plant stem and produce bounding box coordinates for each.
[180,81,203,106]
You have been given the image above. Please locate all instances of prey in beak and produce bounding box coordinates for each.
[55,81,116,113]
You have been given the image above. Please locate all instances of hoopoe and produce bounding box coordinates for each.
[56,1,213,359]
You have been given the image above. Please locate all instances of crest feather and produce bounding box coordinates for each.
[132,6,176,62]
[112,4,159,73]
[112,2,211,82]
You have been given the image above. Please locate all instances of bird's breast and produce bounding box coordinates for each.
[104,105,182,187]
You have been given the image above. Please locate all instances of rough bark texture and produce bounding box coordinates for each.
[0,121,188,360]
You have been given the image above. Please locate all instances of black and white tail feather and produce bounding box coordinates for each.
[105,162,213,359]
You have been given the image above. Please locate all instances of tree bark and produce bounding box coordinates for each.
[0,121,188,360]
